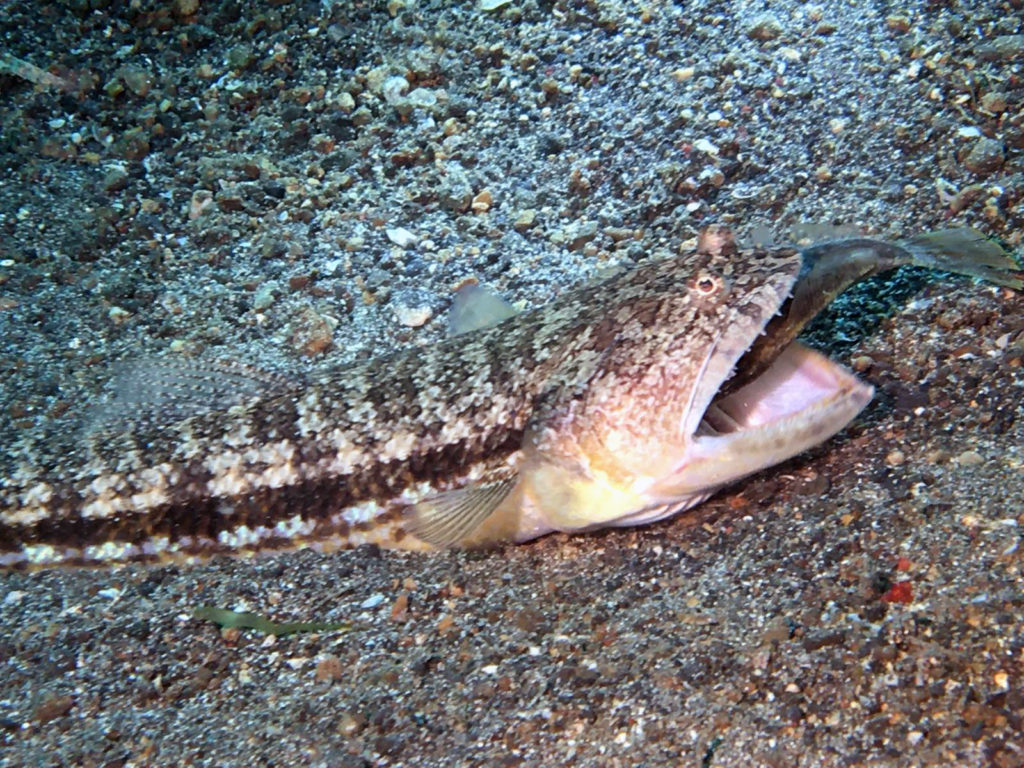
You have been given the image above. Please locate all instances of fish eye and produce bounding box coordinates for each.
[688,272,724,296]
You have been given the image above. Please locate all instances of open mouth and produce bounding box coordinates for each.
[699,341,873,438]
[648,340,874,502]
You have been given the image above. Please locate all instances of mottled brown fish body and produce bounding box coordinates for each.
[2,228,1019,568]
[0,242,796,567]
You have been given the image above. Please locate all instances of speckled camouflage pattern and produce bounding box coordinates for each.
[0,239,800,567]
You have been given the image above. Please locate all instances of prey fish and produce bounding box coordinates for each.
[0,228,1019,567]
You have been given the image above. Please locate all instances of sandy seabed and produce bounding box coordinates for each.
[1,1,1022,765]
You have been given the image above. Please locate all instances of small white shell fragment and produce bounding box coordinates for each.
[479,0,512,10]
[386,227,418,248]
[406,88,437,108]
[692,138,718,155]
[395,303,434,328]
[382,75,409,104]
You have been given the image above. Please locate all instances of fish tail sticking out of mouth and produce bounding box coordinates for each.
[1,228,1020,567]
[728,227,1023,392]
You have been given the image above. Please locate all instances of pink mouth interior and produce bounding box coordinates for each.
[700,341,872,435]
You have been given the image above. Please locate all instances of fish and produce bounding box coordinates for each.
[0,227,1019,568]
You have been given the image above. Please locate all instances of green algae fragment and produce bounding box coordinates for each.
[194,606,353,636]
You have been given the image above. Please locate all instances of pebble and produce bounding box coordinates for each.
[315,654,343,682]
[394,302,433,328]
[215,191,245,212]
[963,137,1004,175]
[747,15,782,41]
[108,306,131,324]
[566,220,599,251]
[33,695,74,724]
[406,88,437,109]
[102,167,130,193]
[172,0,199,16]
[885,15,911,33]
[692,138,718,155]
[439,165,473,212]
[851,355,874,373]
[471,189,493,213]
[975,35,1023,62]
[351,106,372,126]
[189,190,214,220]
[956,450,985,467]
[885,450,906,467]
[336,91,355,112]
[111,129,149,161]
[386,227,419,248]
[119,66,153,97]
[949,184,986,214]
[604,226,634,243]
[289,307,334,356]
[980,92,1007,113]
[337,712,367,736]
[513,209,536,232]
[365,66,390,94]
[382,75,409,105]
[104,79,124,98]
[390,591,409,621]
[252,284,277,311]
[226,44,254,71]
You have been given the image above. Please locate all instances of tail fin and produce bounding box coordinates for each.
[903,228,1023,289]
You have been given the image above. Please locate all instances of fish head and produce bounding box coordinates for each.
[510,236,874,539]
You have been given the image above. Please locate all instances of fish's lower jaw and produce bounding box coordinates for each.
[651,343,874,501]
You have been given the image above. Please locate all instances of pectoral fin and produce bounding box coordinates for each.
[447,283,518,336]
[407,476,518,547]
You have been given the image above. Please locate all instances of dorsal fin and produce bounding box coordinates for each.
[447,283,517,337]
[407,477,517,547]
[87,357,298,434]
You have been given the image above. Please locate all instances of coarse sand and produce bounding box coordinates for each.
[1,1,1022,765]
